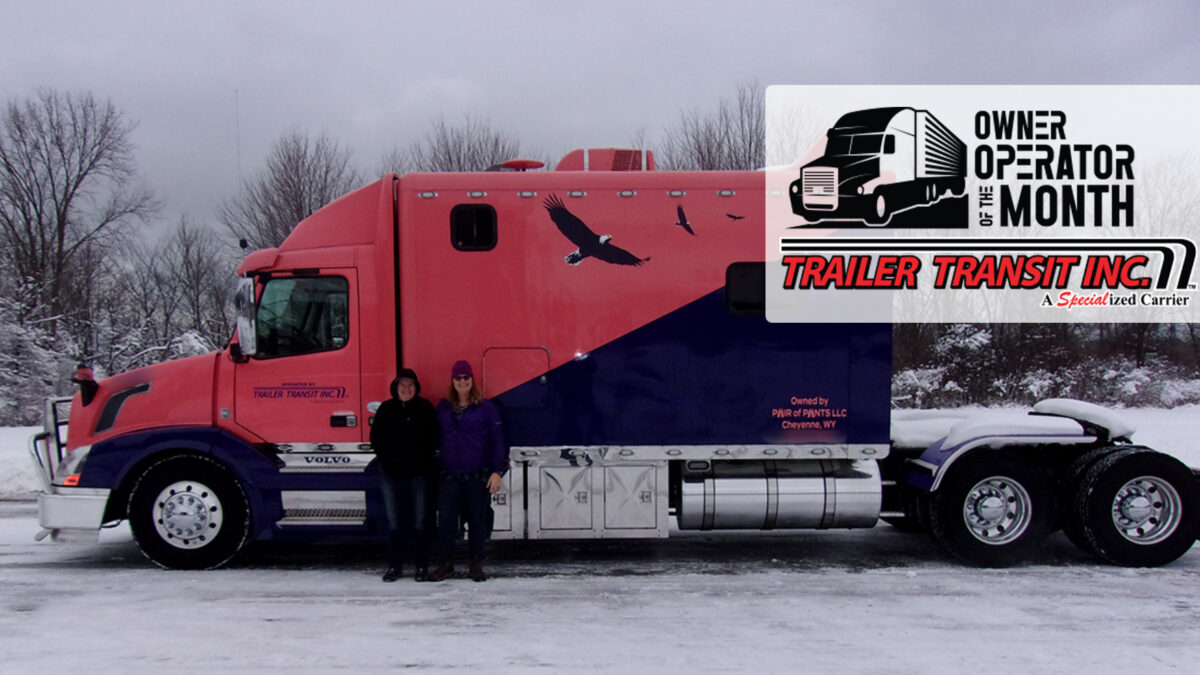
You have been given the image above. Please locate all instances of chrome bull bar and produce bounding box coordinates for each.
[27,397,72,491]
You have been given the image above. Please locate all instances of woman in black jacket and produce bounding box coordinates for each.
[369,368,439,581]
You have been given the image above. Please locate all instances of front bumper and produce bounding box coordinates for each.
[38,487,111,530]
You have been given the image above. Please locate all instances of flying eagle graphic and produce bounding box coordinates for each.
[726,213,745,222]
[543,195,649,266]
[674,205,696,235]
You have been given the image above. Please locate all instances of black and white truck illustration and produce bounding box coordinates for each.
[790,107,967,226]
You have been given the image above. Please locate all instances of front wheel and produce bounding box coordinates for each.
[128,455,250,570]
[1075,449,1198,567]
[865,193,892,226]
[929,452,1052,566]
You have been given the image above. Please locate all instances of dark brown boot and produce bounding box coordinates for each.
[468,559,488,582]
[428,562,454,582]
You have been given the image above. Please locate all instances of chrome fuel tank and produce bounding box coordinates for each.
[677,459,880,530]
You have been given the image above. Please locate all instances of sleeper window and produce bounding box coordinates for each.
[726,262,765,314]
[451,204,498,251]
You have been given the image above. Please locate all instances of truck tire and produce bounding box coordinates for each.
[1074,449,1199,567]
[929,452,1052,566]
[127,455,250,570]
[1059,446,1133,552]
[865,193,891,226]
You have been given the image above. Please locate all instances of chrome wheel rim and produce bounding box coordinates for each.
[1111,476,1181,545]
[962,476,1032,545]
[152,481,223,549]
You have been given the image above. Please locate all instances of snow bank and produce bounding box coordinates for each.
[0,426,41,500]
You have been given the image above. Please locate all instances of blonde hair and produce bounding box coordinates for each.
[447,381,483,407]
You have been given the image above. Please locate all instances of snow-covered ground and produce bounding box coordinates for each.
[3,409,1200,672]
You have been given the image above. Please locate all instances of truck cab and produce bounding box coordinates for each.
[790,107,967,226]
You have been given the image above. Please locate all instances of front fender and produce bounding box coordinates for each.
[79,427,279,531]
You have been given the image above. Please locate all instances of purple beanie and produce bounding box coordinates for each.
[451,360,474,378]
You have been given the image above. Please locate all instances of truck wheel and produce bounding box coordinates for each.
[1075,449,1198,566]
[128,455,250,570]
[1059,446,1131,552]
[929,452,1052,566]
[865,194,891,226]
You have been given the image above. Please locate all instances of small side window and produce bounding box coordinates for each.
[451,204,497,251]
[726,262,765,314]
[883,134,896,155]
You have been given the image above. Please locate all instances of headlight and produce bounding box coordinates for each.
[55,444,92,486]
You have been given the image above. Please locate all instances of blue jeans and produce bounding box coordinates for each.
[437,472,492,561]
[379,473,430,569]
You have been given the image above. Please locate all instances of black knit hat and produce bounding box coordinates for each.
[391,368,421,398]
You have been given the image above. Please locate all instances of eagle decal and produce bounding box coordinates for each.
[543,194,649,266]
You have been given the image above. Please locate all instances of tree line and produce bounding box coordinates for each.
[0,84,766,424]
[3,85,1196,425]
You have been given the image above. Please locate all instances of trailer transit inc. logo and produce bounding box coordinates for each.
[253,382,347,401]
[764,86,1200,323]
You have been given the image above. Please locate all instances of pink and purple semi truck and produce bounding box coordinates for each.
[28,148,1198,569]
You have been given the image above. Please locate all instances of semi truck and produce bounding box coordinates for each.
[790,107,967,226]
[29,147,1199,570]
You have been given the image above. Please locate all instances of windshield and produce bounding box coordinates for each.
[826,133,885,157]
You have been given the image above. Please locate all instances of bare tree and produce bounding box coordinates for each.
[660,81,765,171]
[82,217,235,376]
[627,126,651,152]
[163,217,236,349]
[220,131,362,249]
[405,114,521,172]
[0,89,157,326]
[376,145,414,176]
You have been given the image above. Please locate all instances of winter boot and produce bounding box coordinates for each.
[428,562,455,582]
[414,566,429,582]
[382,567,403,583]
[468,558,488,582]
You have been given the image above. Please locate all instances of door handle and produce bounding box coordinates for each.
[330,413,357,428]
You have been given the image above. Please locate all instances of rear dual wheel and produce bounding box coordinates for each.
[1071,449,1198,567]
[929,452,1052,567]
[1059,446,1130,551]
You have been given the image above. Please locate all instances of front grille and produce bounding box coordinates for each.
[803,168,836,193]
[802,167,838,209]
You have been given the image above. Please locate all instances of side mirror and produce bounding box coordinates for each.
[234,277,257,358]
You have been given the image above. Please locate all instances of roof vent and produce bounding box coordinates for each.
[555,148,656,172]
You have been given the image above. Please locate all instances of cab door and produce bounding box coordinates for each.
[234,271,362,445]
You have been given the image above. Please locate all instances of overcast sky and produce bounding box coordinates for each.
[3,0,1197,232]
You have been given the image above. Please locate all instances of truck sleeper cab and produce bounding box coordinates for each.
[29,148,1200,569]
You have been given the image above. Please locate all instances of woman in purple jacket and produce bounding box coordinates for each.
[429,360,508,582]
